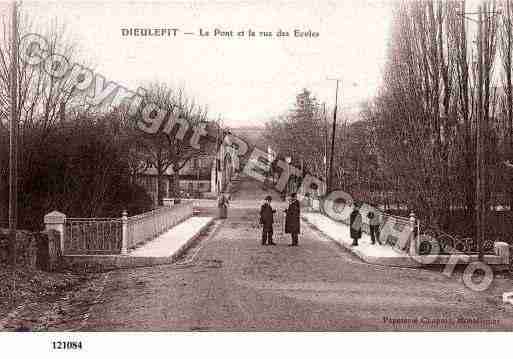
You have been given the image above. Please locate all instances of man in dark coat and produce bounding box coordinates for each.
[260,195,276,245]
[218,193,229,219]
[350,203,362,246]
[284,193,301,246]
[367,204,382,245]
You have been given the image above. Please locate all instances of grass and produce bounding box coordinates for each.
[0,264,93,329]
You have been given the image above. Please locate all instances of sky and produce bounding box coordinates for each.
[17,0,392,127]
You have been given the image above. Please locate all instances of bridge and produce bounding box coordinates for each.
[34,175,513,331]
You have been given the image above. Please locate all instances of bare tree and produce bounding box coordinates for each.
[499,0,513,208]
[128,83,209,206]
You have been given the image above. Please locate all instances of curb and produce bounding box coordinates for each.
[61,217,215,272]
[169,217,215,262]
[303,214,421,268]
[303,214,509,270]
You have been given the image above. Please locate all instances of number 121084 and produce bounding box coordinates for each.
[52,341,83,350]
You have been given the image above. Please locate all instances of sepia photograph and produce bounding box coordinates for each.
[0,0,513,354]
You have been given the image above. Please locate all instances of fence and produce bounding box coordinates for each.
[47,201,195,255]
[65,218,122,255]
[302,197,418,253]
[125,202,195,250]
[303,196,501,256]
[418,225,495,255]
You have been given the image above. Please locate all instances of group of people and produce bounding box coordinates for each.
[349,202,383,246]
[222,191,382,247]
[259,193,300,246]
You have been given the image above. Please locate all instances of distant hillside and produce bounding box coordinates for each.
[231,126,267,149]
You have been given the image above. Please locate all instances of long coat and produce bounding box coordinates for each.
[368,208,381,227]
[285,199,300,234]
[218,195,229,208]
[260,203,275,230]
[350,209,362,239]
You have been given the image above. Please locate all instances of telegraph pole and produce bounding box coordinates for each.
[323,102,328,194]
[473,5,484,261]
[215,116,220,195]
[9,1,19,266]
[327,78,341,193]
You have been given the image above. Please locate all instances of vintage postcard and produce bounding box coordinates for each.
[0,0,512,355]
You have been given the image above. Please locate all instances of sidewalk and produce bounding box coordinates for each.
[302,212,422,267]
[303,212,510,269]
[62,216,214,272]
[130,216,213,257]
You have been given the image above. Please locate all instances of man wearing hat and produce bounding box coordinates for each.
[350,202,363,246]
[284,193,301,246]
[260,195,276,245]
[367,204,382,245]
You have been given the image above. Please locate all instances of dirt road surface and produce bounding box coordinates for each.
[71,177,513,331]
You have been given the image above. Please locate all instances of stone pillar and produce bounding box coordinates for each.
[494,242,509,264]
[312,199,320,212]
[44,211,66,254]
[40,230,62,271]
[121,210,128,255]
[409,212,417,257]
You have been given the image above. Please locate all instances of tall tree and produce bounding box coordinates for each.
[128,83,209,205]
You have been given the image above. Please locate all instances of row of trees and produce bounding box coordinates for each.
[0,6,216,230]
[123,83,216,206]
[363,0,513,229]
[263,88,380,198]
[264,1,513,239]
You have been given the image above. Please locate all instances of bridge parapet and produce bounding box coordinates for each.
[44,202,195,255]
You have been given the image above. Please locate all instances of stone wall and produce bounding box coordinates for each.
[0,229,61,271]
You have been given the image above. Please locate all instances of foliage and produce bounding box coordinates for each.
[1,112,153,230]
[363,0,513,230]
[263,88,380,195]
[124,83,210,205]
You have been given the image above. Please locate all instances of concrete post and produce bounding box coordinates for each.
[312,198,320,212]
[409,212,417,257]
[44,211,66,254]
[494,242,510,265]
[121,210,128,255]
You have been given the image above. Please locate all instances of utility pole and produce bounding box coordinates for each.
[475,4,484,261]
[323,102,328,194]
[506,0,513,157]
[9,1,18,267]
[327,78,341,193]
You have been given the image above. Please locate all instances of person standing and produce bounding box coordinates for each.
[260,195,276,245]
[284,193,300,246]
[350,203,362,246]
[280,189,286,201]
[367,205,382,245]
[218,193,229,219]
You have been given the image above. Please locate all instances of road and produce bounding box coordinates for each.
[79,177,513,331]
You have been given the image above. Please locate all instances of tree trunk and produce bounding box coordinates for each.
[170,173,180,199]
[156,170,162,206]
[506,1,513,210]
